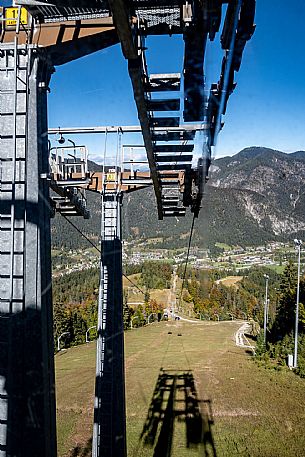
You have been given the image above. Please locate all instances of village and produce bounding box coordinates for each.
[51,240,298,276]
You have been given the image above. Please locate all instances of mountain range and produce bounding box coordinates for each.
[51,147,305,250]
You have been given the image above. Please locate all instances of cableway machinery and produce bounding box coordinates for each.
[0,2,255,456]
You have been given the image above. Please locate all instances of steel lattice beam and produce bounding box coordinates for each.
[93,193,126,457]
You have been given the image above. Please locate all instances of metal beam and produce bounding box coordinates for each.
[145,73,181,92]
[49,29,119,66]
[107,0,138,60]
[147,98,180,111]
[160,180,180,185]
[159,172,180,179]
[163,211,186,217]
[155,154,193,163]
[48,124,208,135]
[1,15,119,66]
[128,57,163,219]
[150,117,180,127]
[212,0,242,145]
[151,130,196,141]
[154,144,194,153]
[157,164,191,171]
[51,171,153,193]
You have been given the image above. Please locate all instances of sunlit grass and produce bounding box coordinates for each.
[55,321,305,456]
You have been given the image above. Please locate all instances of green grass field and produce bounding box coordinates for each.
[216,276,243,287]
[265,264,286,274]
[55,321,305,457]
[123,273,172,307]
[215,242,232,250]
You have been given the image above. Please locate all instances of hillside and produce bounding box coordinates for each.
[55,321,305,457]
[51,147,305,250]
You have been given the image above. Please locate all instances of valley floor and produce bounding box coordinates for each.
[55,321,305,457]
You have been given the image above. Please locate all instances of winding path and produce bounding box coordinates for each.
[235,322,256,354]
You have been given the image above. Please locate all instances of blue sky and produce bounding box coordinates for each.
[47,1,305,159]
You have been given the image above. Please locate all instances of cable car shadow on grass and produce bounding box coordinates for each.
[69,438,92,457]
[140,369,217,457]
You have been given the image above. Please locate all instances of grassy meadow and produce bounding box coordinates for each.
[55,321,305,457]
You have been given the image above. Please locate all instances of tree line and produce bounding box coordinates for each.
[53,268,99,348]
[260,262,305,377]
[125,261,173,289]
[177,266,280,321]
[53,261,173,349]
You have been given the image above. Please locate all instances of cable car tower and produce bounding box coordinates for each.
[0,1,255,456]
[49,132,154,456]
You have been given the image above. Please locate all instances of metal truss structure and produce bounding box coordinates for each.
[9,0,256,217]
[0,2,256,456]
[93,190,127,456]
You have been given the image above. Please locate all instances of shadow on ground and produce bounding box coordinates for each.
[69,438,92,457]
[140,369,217,457]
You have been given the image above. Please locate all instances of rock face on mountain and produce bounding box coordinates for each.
[51,147,305,249]
[209,147,305,238]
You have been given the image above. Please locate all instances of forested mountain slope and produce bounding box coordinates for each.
[51,147,305,249]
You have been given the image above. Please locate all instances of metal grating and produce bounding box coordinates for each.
[19,1,183,24]
[136,7,180,28]
[17,1,111,22]
[34,7,110,22]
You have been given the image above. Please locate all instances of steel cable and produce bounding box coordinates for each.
[178,213,196,310]
[61,214,146,295]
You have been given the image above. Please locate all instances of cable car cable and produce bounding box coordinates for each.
[178,213,196,310]
[61,214,146,295]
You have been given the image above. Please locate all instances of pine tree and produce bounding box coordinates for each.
[271,261,297,341]
[53,302,70,349]
[123,292,132,330]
